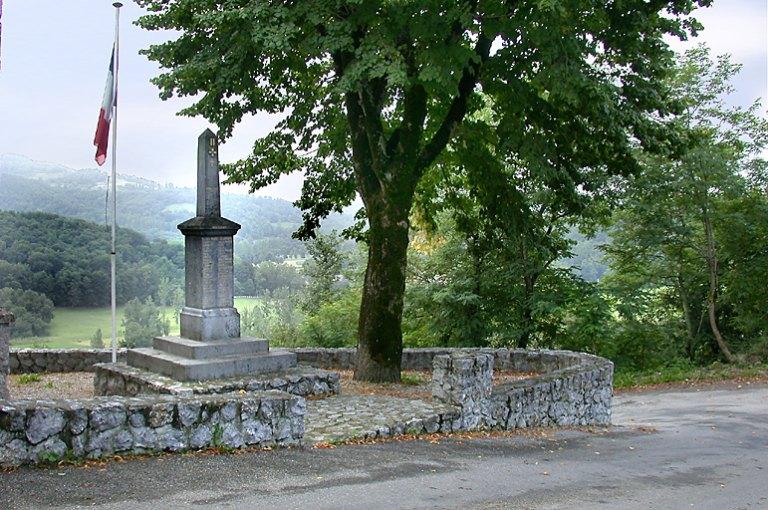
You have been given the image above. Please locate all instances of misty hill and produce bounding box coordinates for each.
[0,210,183,307]
[0,154,352,260]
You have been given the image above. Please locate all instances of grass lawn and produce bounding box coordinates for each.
[10,297,261,349]
[614,362,768,390]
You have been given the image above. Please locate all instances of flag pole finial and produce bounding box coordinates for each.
[113,2,123,8]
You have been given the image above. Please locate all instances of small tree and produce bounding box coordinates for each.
[301,233,347,313]
[121,297,170,348]
[90,328,105,349]
[0,287,54,337]
[605,46,768,363]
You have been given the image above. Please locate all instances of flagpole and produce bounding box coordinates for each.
[110,2,122,363]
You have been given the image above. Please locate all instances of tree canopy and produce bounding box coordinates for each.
[137,0,712,381]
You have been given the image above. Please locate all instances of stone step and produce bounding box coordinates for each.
[153,335,268,360]
[126,348,298,382]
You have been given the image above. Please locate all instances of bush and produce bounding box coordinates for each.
[90,328,105,348]
[240,289,305,346]
[0,287,54,337]
[299,288,360,348]
[120,297,170,348]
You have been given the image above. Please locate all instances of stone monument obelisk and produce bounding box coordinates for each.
[126,129,297,381]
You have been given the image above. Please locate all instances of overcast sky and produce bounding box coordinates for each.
[0,0,766,201]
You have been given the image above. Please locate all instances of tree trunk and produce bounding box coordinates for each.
[518,296,533,349]
[677,274,696,361]
[354,205,410,382]
[702,209,735,363]
[517,239,534,349]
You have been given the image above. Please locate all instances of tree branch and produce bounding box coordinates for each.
[417,33,493,174]
[332,49,381,202]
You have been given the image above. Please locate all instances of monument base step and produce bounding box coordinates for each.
[94,362,341,398]
[152,335,268,359]
[127,347,298,381]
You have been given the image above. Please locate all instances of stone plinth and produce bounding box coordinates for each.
[126,341,297,381]
[0,309,15,400]
[178,215,241,342]
[432,352,493,430]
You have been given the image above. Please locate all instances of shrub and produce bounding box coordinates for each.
[120,297,170,348]
[0,287,54,337]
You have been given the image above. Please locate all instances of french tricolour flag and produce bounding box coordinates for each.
[93,46,116,166]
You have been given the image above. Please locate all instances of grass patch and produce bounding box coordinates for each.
[400,372,427,386]
[10,297,261,349]
[17,373,42,384]
[614,362,768,390]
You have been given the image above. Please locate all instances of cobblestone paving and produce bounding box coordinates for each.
[305,395,458,444]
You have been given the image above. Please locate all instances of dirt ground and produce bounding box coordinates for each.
[8,372,95,400]
[338,369,538,400]
[7,369,538,401]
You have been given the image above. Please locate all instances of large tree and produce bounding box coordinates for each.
[138,0,710,381]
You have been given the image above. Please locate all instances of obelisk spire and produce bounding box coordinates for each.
[197,129,221,217]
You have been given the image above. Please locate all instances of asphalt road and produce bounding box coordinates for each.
[1,383,766,510]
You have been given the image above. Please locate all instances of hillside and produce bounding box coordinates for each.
[0,210,183,307]
[0,154,352,260]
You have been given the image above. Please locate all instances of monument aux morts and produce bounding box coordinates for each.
[125,129,298,381]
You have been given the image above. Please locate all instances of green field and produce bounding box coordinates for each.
[10,298,261,349]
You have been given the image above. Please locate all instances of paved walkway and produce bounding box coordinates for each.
[1,383,767,509]
[305,395,457,443]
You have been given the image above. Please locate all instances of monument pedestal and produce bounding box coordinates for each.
[121,129,297,382]
[127,336,297,382]
[179,306,241,341]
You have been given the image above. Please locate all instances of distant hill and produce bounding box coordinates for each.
[0,210,183,307]
[562,229,610,282]
[0,154,353,261]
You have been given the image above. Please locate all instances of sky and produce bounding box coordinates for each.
[0,0,766,202]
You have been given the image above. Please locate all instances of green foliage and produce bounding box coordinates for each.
[37,450,62,464]
[240,290,304,346]
[0,287,54,337]
[90,328,104,349]
[0,211,183,307]
[234,260,304,297]
[716,191,768,360]
[300,287,360,348]
[603,46,768,365]
[614,361,768,390]
[300,233,347,312]
[137,0,708,239]
[400,372,427,386]
[120,297,170,348]
[404,212,585,349]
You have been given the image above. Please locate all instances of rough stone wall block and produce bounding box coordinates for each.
[431,352,494,430]
[0,310,15,400]
[0,391,305,467]
[9,349,128,375]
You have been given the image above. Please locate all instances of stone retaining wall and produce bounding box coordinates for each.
[10,349,127,374]
[1,347,612,466]
[294,347,591,372]
[490,355,613,428]
[0,391,305,467]
[430,350,612,430]
[0,310,14,400]
[11,347,589,374]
